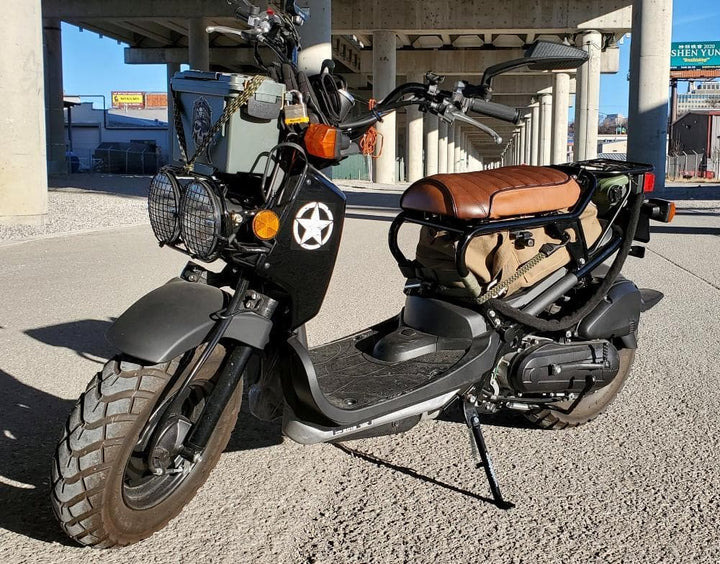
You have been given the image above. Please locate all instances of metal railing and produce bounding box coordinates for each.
[65,148,167,175]
[666,152,719,180]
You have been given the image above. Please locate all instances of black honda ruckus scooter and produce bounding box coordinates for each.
[51,0,676,547]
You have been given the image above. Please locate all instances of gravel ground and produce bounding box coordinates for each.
[0,175,150,244]
[0,174,405,245]
[0,174,718,563]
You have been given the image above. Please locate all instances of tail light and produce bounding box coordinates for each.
[642,172,655,193]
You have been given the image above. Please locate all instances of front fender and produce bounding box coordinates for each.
[107,279,273,364]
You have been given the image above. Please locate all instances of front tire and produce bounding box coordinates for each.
[51,345,242,548]
[525,347,636,429]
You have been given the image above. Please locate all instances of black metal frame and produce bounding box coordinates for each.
[389,159,654,285]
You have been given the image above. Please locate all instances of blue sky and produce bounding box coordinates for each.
[61,0,718,117]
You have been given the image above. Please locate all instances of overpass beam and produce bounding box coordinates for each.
[523,115,532,165]
[438,119,448,173]
[628,0,673,188]
[1,0,48,224]
[298,0,331,75]
[539,92,553,166]
[43,18,66,175]
[573,30,602,160]
[425,114,439,176]
[373,31,396,183]
[406,72,424,182]
[188,17,210,70]
[551,72,571,164]
[447,125,456,173]
[530,101,540,166]
[167,63,180,162]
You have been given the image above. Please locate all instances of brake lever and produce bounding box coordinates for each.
[444,105,503,144]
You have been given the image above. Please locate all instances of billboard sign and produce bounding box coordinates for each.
[111,91,145,108]
[671,41,720,70]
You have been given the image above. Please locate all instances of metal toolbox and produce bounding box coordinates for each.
[170,71,285,174]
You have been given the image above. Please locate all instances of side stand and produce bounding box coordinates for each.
[463,401,514,510]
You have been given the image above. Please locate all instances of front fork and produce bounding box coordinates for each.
[147,274,277,473]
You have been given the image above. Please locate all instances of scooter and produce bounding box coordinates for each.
[51,0,676,547]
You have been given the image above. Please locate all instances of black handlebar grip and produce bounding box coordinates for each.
[468,98,520,124]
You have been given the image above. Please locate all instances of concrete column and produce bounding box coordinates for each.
[454,127,463,172]
[1,0,48,224]
[447,125,455,173]
[518,122,527,165]
[438,120,448,173]
[573,30,602,161]
[167,63,181,163]
[523,116,532,164]
[524,116,532,165]
[539,93,553,166]
[425,114,439,176]
[43,18,66,175]
[628,0,673,188]
[373,31,396,184]
[551,72,571,164]
[298,0,331,75]
[530,102,540,166]
[406,72,424,182]
[189,18,210,70]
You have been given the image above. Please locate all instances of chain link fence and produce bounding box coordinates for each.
[666,152,720,180]
[65,144,165,175]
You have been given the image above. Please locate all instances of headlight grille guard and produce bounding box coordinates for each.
[149,165,232,262]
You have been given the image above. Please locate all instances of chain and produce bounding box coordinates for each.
[172,74,267,172]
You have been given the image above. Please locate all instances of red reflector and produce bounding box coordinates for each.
[643,172,655,193]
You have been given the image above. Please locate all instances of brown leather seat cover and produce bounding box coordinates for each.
[400,166,581,220]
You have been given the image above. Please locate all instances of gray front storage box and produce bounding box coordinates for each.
[171,71,285,174]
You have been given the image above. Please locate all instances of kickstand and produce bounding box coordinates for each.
[463,402,514,510]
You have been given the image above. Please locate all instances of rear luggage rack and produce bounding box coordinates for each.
[570,158,654,177]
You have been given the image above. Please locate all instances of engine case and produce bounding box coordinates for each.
[509,340,620,394]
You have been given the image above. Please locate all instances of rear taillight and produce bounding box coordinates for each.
[643,172,655,193]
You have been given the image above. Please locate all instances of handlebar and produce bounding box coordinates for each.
[466,98,521,124]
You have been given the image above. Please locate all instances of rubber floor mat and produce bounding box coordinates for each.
[310,330,466,409]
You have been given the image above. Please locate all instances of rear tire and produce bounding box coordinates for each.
[524,348,635,429]
[51,345,242,548]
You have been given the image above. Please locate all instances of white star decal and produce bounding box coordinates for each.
[293,202,334,250]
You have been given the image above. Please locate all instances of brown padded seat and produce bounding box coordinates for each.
[400,165,581,220]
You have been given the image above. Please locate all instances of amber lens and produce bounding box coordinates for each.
[253,210,280,240]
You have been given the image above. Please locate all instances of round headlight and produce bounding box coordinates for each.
[180,179,223,260]
[148,171,181,244]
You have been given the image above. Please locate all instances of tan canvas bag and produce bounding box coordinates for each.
[415,203,602,297]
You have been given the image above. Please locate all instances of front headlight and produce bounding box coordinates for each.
[180,179,223,260]
[148,171,181,244]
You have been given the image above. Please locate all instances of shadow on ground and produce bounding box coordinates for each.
[49,173,150,199]
[656,185,720,200]
[1,319,282,545]
[24,319,118,363]
[344,191,401,210]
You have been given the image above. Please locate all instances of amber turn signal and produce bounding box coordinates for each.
[252,209,280,240]
[304,124,342,160]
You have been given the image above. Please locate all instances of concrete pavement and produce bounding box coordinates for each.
[0,179,719,562]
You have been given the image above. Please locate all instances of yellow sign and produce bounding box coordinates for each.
[111,92,145,107]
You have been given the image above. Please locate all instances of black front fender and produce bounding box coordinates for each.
[107,279,273,364]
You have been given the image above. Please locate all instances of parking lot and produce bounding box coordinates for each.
[1,178,719,563]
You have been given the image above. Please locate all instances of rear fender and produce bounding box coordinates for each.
[106,279,273,364]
